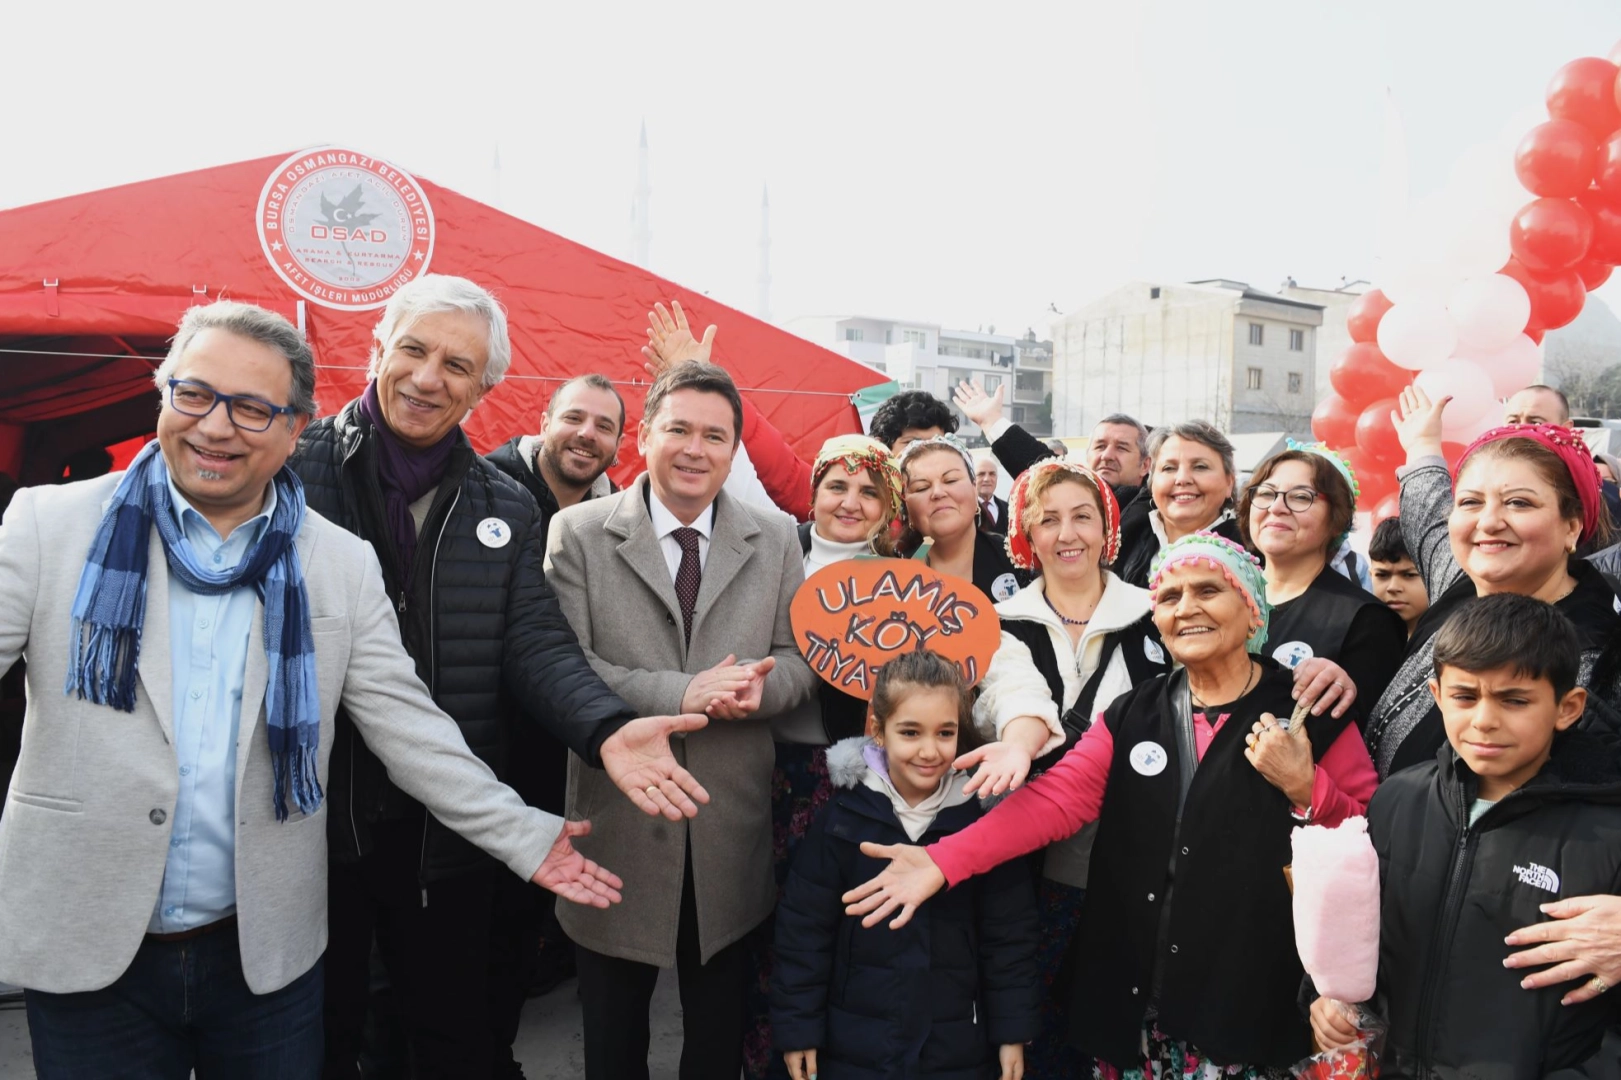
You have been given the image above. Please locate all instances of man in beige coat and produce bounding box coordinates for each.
[546,361,818,1080]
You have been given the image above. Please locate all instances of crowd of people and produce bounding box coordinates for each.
[4,275,1621,1080]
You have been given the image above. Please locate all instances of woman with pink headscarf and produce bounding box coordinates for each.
[1364,387,1620,779]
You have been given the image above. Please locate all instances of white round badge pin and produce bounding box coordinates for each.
[476,518,511,549]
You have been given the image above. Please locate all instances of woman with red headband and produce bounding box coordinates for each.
[963,459,1171,1079]
[1364,386,1620,778]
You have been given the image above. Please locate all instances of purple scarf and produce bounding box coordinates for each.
[358,381,458,585]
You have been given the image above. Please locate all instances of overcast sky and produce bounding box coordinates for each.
[4,0,1619,337]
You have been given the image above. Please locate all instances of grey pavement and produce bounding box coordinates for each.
[0,971,692,1079]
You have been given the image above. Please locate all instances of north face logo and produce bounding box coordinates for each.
[1513,863,1561,893]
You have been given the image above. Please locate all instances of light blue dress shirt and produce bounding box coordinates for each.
[147,473,276,934]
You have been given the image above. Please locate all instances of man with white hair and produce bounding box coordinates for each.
[287,275,709,1078]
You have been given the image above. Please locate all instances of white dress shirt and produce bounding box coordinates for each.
[648,489,715,581]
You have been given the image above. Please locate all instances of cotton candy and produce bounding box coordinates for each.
[1291,816,1380,1002]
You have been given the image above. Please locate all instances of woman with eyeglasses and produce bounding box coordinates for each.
[1237,444,1406,728]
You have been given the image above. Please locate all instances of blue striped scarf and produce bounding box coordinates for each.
[65,440,322,821]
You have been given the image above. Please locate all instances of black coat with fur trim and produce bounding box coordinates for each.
[771,738,1040,1079]
[1368,732,1621,1079]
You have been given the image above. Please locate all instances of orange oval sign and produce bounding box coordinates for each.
[790,557,1002,701]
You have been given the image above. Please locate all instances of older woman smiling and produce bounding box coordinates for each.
[842,533,1377,1076]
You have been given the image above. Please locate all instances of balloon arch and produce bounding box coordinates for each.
[1314,46,1621,521]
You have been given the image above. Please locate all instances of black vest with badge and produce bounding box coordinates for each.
[1263,564,1387,670]
[971,529,1030,603]
[1000,613,1170,773]
[1065,661,1348,1068]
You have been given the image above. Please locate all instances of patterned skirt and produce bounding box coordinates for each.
[1093,1024,1293,1080]
[1027,876,1090,1080]
[743,742,834,1080]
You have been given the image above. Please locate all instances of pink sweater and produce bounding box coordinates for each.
[930,714,1377,887]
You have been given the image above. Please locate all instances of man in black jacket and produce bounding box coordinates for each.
[484,372,625,1076]
[290,275,707,1080]
[486,373,624,541]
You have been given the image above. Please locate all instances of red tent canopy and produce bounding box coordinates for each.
[0,149,875,484]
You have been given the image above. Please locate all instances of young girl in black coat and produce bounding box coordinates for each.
[770,652,1040,1080]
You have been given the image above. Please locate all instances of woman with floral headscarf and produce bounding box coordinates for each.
[1367,387,1621,779]
[963,459,1170,1079]
[1237,443,1405,728]
[843,533,1379,1076]
[898,433,1029,602]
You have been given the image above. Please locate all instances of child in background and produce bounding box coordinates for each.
[771,651,1039,1080]
[1368,518,1429,638]
[1311,594,1621,1078]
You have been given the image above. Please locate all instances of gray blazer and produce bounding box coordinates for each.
[545,475,817,966]
[0,474,561,994]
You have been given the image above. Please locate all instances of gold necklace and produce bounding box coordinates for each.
[1190,660,1257,711]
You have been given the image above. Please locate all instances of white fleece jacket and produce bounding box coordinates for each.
[971,570,1153,887]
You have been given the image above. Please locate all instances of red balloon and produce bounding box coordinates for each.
[1516,120,1598,197]
[1442,440,1468,470]
[1346,289,1394,345]
[1593,132,1621,207]
[1371,492,1400,525]
[1354,397,1404,467]
[1344,447,1397,506]
[1510,197,1594,272]
[1501,257,1587,331]
[1329,342,1411,407]
[1310,393,1359,450]
[1579,257,1615,289]
[1527,326,1546,344]
[1577,186,1621,263]
[1547,57,1621,138]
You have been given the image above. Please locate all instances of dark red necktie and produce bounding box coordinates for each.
[672,527,703,645]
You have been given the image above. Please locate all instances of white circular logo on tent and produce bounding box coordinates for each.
[1272,640,1314,669]
[256,147,435,310]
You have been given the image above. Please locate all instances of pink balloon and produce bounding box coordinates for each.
[1446,274,1531,351]
[1471,334,1545,400]
[1414,360,1498,436]
[1377,300,1459,371]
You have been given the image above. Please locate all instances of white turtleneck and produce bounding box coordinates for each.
[804,528,871,575]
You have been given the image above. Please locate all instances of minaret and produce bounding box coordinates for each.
[631,122,652,268]
[756,185,772,322]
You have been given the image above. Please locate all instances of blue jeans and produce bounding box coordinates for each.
[25,926,323,1080]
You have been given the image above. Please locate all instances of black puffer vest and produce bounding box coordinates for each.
[290,400,631,882]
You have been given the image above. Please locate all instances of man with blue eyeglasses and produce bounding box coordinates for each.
[0,301,682,1079]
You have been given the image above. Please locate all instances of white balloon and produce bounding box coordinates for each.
[1415,360,1498,436]
[1472,334,1545,399]
[1447,275,1532,351]
[1378,301,1460,370]
[1380,198,1463,305]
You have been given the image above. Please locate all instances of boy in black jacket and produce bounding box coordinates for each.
[1312,594,1621,1078]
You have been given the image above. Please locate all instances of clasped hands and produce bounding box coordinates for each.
[683,653,777,720]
